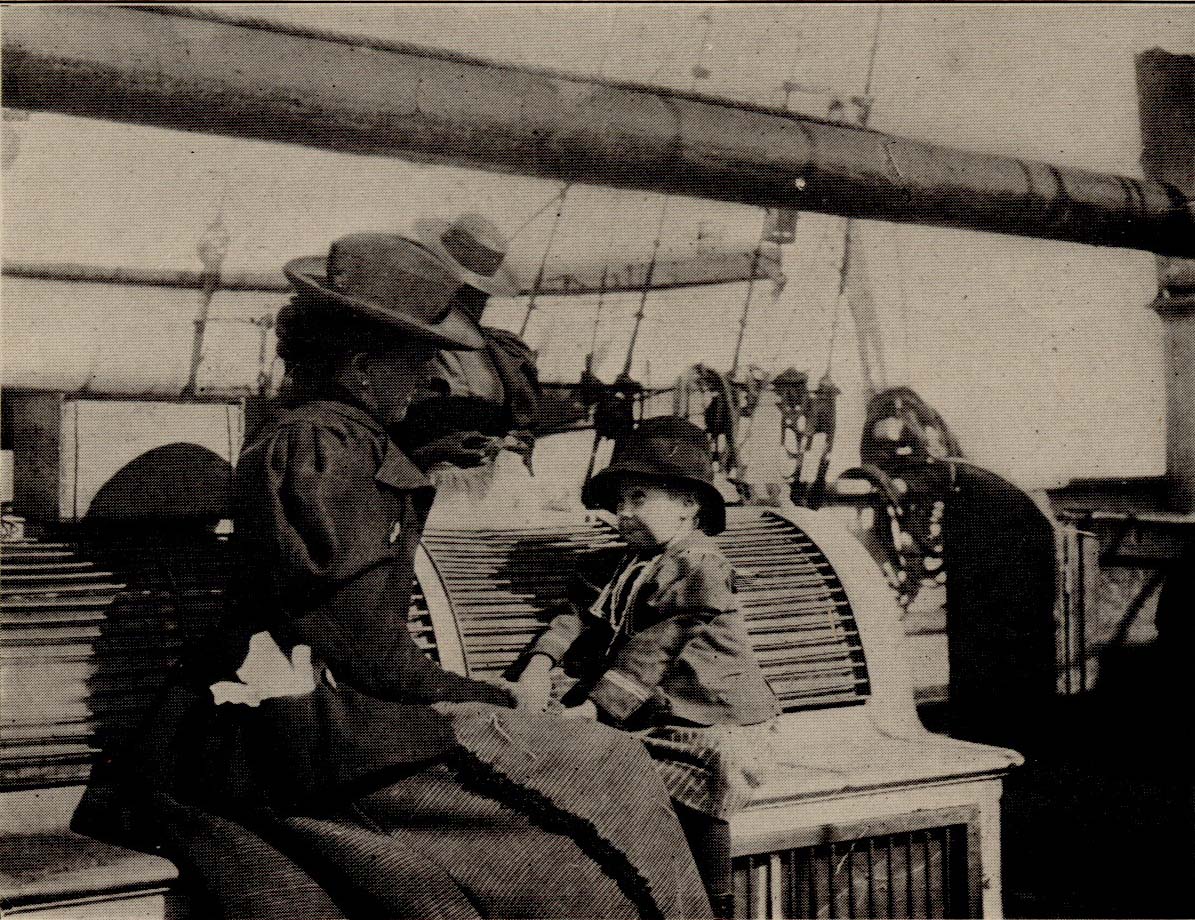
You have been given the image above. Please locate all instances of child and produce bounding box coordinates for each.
[513,415,782,916]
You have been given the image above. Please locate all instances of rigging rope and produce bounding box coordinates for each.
[585,193,623,370]
[761,6,889,508]
[727,215,781,486]
[888,220,912,384]
[730,244,762,375]
[587,266,611,366]
[580,8,627,380]
[511,185,569,242]
[861,5,885,115]
[825,4,885,378]
[618,2,716,379]
[619,198,670,378]
[584,4,715,479]
[764,219,839,372]
[579,6,630,480]
[518,183,570,337]
[824,221,851,376]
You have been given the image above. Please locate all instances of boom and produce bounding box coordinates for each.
[3,4,1192,258]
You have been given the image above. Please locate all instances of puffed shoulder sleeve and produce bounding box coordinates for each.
[245,421,373,601]
[648,547,737,618]
[241,420,512,707]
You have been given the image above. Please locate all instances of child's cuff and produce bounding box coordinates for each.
[529,631,570,666]
[590,669,654,724]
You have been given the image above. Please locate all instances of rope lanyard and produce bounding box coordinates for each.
[825,4,884,379]
[824,221,852,376]
[620,2,718,380]
[585,200,622,374]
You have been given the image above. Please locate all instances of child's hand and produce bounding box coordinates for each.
[560,700,598,720]
[511,655,553,712]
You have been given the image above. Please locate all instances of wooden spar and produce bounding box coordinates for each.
[1,247,781,296]
[3,5,1191,259]
[0,246,782,398]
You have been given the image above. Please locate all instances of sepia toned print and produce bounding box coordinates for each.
[1,4,1191,918]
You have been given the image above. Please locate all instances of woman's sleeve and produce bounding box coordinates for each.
[254,422,351,598]
[590,550,736,723]
[484,327,543,433]
[255,423,512,707]
[522,551,613,668]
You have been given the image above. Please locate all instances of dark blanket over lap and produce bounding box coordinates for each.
[435,703,714,920]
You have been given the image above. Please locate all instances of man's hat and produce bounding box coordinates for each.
[414,213,520,298]
[283,234,484,351]
[583,415,726,535]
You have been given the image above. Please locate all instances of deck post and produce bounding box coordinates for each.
[1138,49,1195,511]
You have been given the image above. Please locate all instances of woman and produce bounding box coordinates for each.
[73,233,711,920]
[396,213,546,520]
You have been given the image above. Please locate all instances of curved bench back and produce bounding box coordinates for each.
[419,507,872,713]
[0,531,228,789]
[0,507,876,788]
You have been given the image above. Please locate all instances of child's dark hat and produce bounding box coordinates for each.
[583,415,726,534]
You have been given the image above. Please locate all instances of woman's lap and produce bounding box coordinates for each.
[153,764,639,920]
[146,704,714,920]
[149,792,351,920]
[299,763,639,920]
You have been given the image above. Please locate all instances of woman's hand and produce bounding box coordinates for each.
[478,674,522,708]
[210,632,316,707]
[410,431,501,470]
[511,655,553,712]
[560,700,598,720]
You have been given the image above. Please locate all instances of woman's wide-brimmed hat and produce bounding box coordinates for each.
[283,234,484,351]
[582,415,726,535]
[414,213,520,298]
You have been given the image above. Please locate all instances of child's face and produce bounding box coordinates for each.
[614,478,698,547]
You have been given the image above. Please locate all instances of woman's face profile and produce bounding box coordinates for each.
[359,344,441,427]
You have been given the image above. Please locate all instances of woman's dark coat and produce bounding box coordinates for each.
[227,398,509,711]
[75,396,511,835]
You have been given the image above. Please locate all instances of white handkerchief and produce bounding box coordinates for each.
[210,680,262,707]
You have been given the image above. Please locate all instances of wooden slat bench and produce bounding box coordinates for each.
[1,508,1021,918]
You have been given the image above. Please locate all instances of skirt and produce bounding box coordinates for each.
[149,765,636,920]
[150,703,712,920]
[642,720,786,818]
[271,762,640,920]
